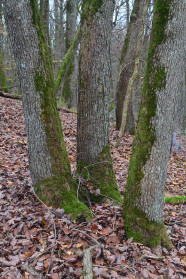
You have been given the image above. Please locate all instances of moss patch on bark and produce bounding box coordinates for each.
[77,145,122,204]
[0,49,8,91]
[124,205,173,249]
[35,176,92,221]
[82,0,104,19]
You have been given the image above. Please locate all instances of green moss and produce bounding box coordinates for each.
[30,2,91,220]
[164,196,186,205]
[124,205,173,250]
[54,28,80,95]
[77,145,122,204]
[35,176,92,221]
[82,0,104,19]
[123,0,173,248]
[62,63,74,107]
[0,49,8,91]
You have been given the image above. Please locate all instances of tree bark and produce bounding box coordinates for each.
[115,0,146,132]
[0,0,8,91]
[123,0,185,249]
[77,0,122,203]
[40,0,50,48]
[62,0,77,107]
[3,0,91,220]
[116,0,149,147]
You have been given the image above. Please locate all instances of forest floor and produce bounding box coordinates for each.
[0,97,185,279]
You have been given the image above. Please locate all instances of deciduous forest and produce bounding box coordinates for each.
[0,0,185,278]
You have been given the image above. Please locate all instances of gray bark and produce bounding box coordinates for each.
[131,6,151,128]
[115,0,146,132]
[77,0,121,203]
[3,0,91,218]
[123,0,185,248]
[77,0,114,164]
[3,0,53,185]
[62,0,78,108]
[139,0,185,223]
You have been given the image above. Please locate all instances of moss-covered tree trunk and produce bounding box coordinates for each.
[62,0,77,108]
[123,0,185,249]
[77,0,122,203]
[40,0,50,50]
[3,0,91,220]
[115,0,146,133]
[0,48,7,91]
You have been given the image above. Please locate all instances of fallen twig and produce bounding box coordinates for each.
[140,254,165,260]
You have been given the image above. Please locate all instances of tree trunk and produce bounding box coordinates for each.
[3,0,91,220]
[115,0,146,132]
[77,0,122,203]
[62,0,77,108]
[131,5,151,129]
[0,0,8,91]
[40,0,50,50]
[116,0,149,147]
[123,0,185,249]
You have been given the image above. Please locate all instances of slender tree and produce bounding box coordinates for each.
[116,0,149,146]
[0,0,8,91]
[62,0,77,107]
[77,0,122,203]
[40,0,50,49]
[115,0,146,133]
[3,0,91,220]
[123,0,185,249]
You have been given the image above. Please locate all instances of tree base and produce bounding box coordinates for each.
[34,176,92,221]
[77,146,122,204]
[124,205,173,250]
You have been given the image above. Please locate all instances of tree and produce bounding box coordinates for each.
[115,0,146,133]
[40,0,50,49]
[116,0,149,146]
[53,0,65,79]
[3,0,91,220]
[0,0,8,91]
[62,0,77,108]
[77,0,122,203]
[123,0,185,249]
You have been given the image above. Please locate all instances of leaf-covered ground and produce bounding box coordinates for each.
[0,97,185,279]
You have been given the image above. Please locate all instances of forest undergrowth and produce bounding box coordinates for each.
[0,97,185,279]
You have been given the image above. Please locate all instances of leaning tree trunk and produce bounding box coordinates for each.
[115,0,146,133]
[3,0,91,220]
[77,0,122,203]
[123,0,185,249]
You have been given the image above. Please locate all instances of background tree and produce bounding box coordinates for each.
[116,0,149,146]
[77,0,122,203]
[3,0,91,220]
[40,0,50,50]
[62,0,77,108]
[115,0,146,133]
[123,0,185,249]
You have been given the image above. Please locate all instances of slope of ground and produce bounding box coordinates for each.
[0,98,185,279]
